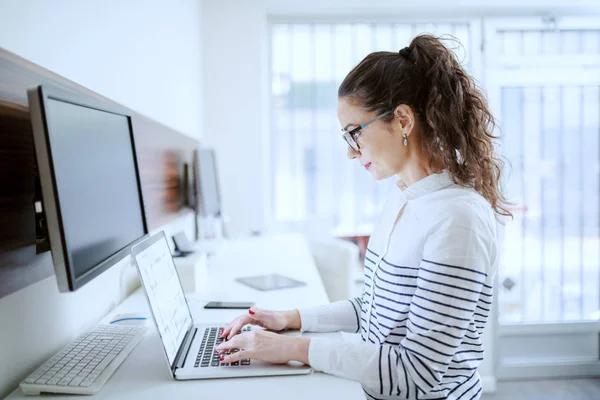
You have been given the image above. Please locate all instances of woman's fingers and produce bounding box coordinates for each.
[247,307,285,331]
[217,334,242,351]
[216,332,251,363]
[227,311,256,339]
[246,308,266,325]
[227,321,245,340]
[221,308,285,339]
[220,349,251,364]
[221,315,246,338]
[220,319,236,338]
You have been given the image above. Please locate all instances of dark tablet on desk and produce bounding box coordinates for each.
[235,274,307,291]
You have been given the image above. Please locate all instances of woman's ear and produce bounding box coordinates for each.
[393,104,416,137]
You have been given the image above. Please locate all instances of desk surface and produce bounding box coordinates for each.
[8,234,363,399]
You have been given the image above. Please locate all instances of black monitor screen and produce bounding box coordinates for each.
[45,98,146,279]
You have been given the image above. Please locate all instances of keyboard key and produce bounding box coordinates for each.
[69,376,86,386]
[47,377,62,385]
[58,377,73,386]
[80,377,96,387]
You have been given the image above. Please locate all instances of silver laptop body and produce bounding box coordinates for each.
[131,231,312,380]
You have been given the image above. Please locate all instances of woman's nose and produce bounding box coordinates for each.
[347,145,359,160]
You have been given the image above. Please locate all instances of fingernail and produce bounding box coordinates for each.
[248,310,255,315]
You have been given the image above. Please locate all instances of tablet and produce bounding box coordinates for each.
[235,274,307,291]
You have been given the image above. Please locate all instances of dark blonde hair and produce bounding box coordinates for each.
[339,34,512,218]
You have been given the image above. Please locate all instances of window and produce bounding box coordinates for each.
[484,18,600,324]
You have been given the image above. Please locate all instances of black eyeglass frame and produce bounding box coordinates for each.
[341,110,392,151]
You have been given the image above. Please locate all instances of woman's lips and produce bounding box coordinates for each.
[364,162,371,170]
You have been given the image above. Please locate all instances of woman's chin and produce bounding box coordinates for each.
[369,168,395,181]
[369,169,385,181]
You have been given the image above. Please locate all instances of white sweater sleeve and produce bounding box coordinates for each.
[305,213,494,398]
[297,297,363,333]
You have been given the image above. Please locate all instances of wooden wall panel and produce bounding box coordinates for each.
[0,47,199,298]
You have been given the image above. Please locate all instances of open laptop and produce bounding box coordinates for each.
[131,231,312,380]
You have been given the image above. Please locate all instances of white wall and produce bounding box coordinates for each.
[201,0,269,235]
[0,0,202,397]
[0,0,203,141]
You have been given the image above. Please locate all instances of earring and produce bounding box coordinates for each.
[403,133,408,146]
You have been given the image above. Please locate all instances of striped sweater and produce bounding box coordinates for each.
[299,170,498,400]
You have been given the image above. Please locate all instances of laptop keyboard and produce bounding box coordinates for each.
[195,326,251,367]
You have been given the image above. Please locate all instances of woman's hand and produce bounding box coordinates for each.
[221,307,301,340]
[216,329,310,365]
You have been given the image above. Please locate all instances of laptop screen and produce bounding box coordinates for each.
[133,232,193,366]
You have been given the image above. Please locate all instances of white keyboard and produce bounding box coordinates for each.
[20,324,147,396]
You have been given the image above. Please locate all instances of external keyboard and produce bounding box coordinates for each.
[20,324,146,395]
[195,326,251,367]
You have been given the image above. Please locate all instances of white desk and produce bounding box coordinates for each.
[8,234,363,399]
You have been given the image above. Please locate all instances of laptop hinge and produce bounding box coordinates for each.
[173,326,197,373]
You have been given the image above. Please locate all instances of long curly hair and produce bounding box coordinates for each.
[338,34,512,218]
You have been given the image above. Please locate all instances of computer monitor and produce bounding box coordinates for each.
[193,148,221,218]
[28,85,148,292]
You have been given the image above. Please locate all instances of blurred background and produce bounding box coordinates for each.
[1,0,600,398]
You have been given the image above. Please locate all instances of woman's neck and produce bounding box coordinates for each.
[396,158,445,188]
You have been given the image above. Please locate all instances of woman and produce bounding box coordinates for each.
[216,34,511,400]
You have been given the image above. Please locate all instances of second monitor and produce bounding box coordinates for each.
[193,148,221,218]
[192,148,227,243]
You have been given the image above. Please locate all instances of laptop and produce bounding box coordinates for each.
[131,231,312,380]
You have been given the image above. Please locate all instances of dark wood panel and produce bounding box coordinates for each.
[0,103,36,253]
[0,47,199,298]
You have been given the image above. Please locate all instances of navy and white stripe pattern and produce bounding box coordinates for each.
[300,170,498,400]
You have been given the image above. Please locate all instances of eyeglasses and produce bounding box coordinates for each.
[341,110,392,151]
